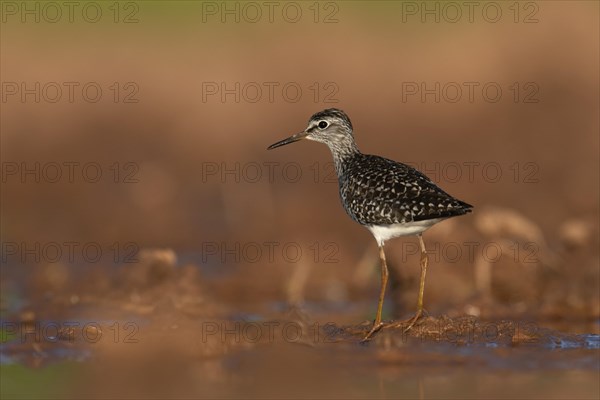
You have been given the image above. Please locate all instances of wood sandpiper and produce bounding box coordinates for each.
[267,108,473,341]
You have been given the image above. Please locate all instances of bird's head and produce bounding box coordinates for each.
[267,108,354,150]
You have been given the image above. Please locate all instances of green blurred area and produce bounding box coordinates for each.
[1,363,79,399]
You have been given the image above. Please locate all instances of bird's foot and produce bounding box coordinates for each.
[402,309,428,333]
[386,309,428,333]
[360,321,385,343]
[360,310,429,342]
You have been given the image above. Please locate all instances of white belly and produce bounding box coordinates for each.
[367,219,443,246]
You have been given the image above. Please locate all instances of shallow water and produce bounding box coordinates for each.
[2,254,599,399]
[1,310,599,399]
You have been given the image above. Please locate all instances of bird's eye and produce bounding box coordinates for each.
[318,121,328,129]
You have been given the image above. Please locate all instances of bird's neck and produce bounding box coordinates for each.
[326,138,360,176]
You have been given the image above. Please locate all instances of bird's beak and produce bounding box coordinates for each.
[267,131,309,150]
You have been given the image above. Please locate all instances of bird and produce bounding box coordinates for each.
[267,108,473,341]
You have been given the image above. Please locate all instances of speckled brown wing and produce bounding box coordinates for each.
[338,154,472,226]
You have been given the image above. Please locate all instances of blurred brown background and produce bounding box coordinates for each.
[1,1,599,398]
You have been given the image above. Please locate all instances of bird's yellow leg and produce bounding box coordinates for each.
[404,234,428,332]
[362,245,388,341]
